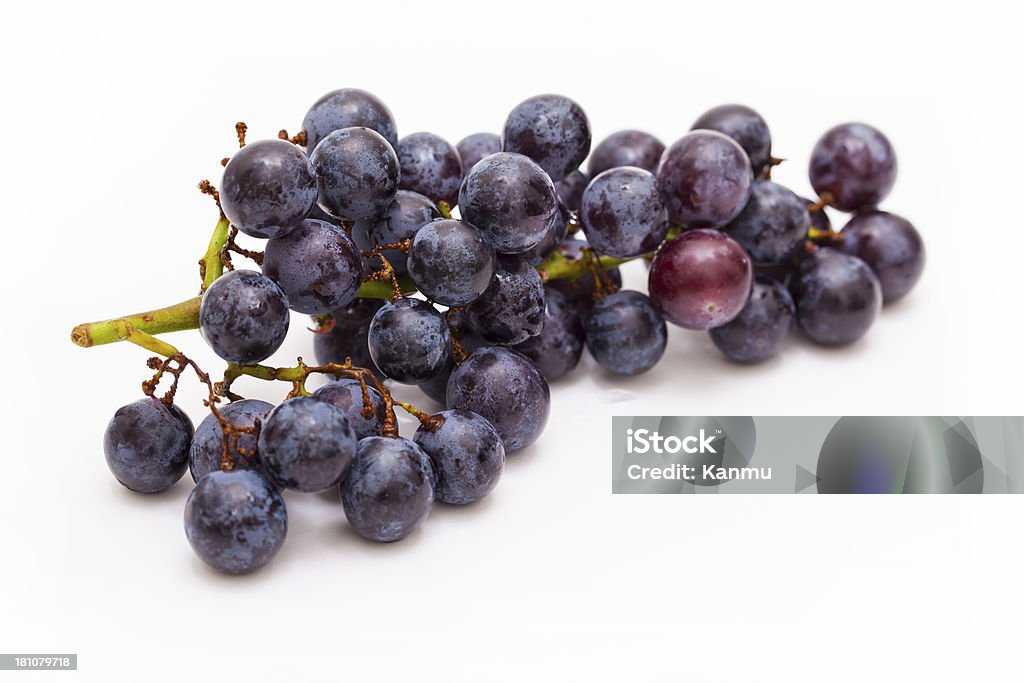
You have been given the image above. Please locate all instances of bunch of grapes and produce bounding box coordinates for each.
[77,89,924,574]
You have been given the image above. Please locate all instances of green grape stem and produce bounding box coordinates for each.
[70,210,637,350]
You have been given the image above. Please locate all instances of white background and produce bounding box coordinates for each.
[2,1,1023,680]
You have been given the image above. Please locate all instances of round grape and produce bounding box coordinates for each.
[184,469,287,574]
[355,190,440,275]
[368,298,451,384]
[502,94,591,180]
[585,290,667,375]
[341,436,434,542]
[791,248,882,346]
[648,230,753,329]
[459,152,560,254]
[311,127,400,221]
[262,219,363,315]
[189,399,273,482]
[513,286,584,382]
[103,398,193,493]
[456,132,502,176]
[691,104,772,175]
[656,130,753,228]
[199,270,290,364]
[587,130,665,178]
[838,210,924,304]
[709,277,795,363]
[302,88,398,152]
[407,218,496,306]
[723,180,810,264]
[581,166,670,258]
[396,132,463,205]
[809,123,897,212]
[413,410,505,505]
[446,346,550,453]
[313,298,384,376]
[467,255,546,345]
[312,379,385,440]
[258,396,357,493]
[220,139,317,239]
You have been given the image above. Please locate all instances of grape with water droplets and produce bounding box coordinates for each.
[341,436,434,542]
[407,218,495,307]
[312,379,385,440]
[355,189,440,275]
[220,139,317,239]
[311,127,400,221]
[368,298,451,384]
[513,286,584,382]
[585,290,667,375]
[456,132,501,176]
[467,255,546,345]
[587,129,664,178]
[189,399,274,482]
[413,410,505,505]
[199,270,290,364]
[396,132,463,205]
[302,88,398,152]
[503,94,591,180]
[723,180,810,264]
[262,219,363,315]
[656,130,753,228]
[691,104,772,175]
[581,166,669,258]
[104,398,193,493]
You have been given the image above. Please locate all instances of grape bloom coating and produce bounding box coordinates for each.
[75,86,926,576]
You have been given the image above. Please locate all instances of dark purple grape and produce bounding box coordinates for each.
[585,290,667,375]
[103,398,193,493]
[184,469,287,574]
[512,286,584,382]
[311,127,400,221]
[341,436,433,542]
[520,206,568,265]
[446,346,550,453]
[368,298,451,384]
[356,190,441,275]
[262,219,363,315]
[581,167,670,258]
[588,130,665,178]
[407,218,495,306]
[413,410,505,505]
[791,248,882,346]
[723,180,810,264]
[312,379,385,440]
[709,277,795,363]
[199,270,290,364]
[838,210,924,303]
[502,94,591,180]
[313,298,384,375]
[545,238,623,320]
[456,132,501,176]
[648,230,753,329]
[302,88,398,152]
[396,132,463,205]
[555,169,589,212]
[691,104,772,175]
[805,197,832,233]
[656,131,753,228]
[258,396,357,493]
[467,255,546,345]
[809,123,897,212]
[220,139,317,239]
[189,399,274,482]
[459,152,560,254]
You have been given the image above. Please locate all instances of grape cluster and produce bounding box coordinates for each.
[95,88,924,574]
